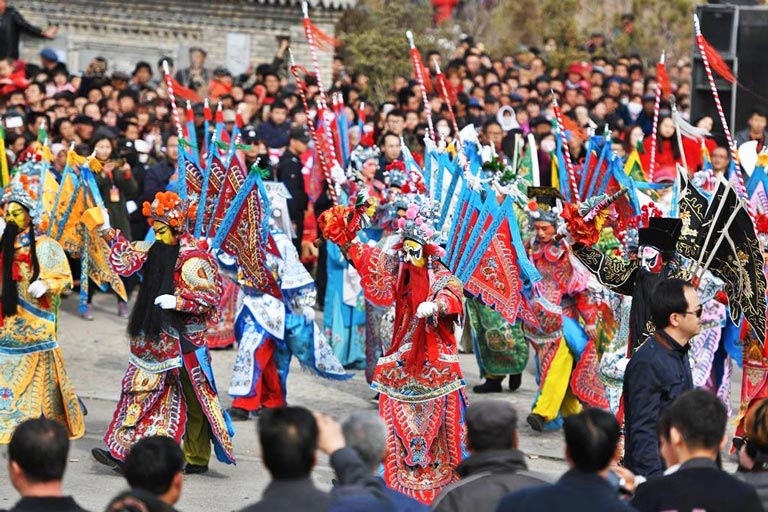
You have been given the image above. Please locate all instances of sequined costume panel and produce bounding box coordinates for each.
[0,348,84,443]
[104,233,233,463]
[0,232,81,443]
[467,297,528,376]
[351,240,466,504]
[0,235,73,354]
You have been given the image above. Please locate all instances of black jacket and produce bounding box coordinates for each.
[632,458,763,512]
[736,470,768,512]
[623,330,693,477]
[238,477,330,512]
[106,489,179,512]
[0,7,46,60]
[5,496,90,512]
[276,149,308,232]
[432,449,549,512]
[495,469,635,512]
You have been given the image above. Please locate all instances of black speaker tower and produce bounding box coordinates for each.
[691,4,768,139]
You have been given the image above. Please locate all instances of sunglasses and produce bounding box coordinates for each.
[681,305,703,318]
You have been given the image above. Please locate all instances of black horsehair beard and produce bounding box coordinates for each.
[127,241,186,338]
[1,222,39,319]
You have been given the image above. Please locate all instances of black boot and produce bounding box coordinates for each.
[473,378,503,393]
[508,373,522,392]
[91,448,124,473]
[183,463,209,475]
[227,407,250,421]
[527,413,545,432]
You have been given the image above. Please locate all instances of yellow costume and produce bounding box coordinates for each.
[0,171,83,443]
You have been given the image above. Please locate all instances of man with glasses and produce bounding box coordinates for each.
[623,278,699,478]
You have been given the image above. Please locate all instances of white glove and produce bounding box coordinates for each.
[330,163,347,185]
[301,306,316,324]
[27,280,48,298]
[416,301,438,319]
[617,357,630,374]
[125,200,138,215]
[99,208,112,232]
[154,294,177,310]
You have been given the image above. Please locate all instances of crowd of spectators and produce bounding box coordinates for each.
[1,15,746,311]
[7,391,768,511]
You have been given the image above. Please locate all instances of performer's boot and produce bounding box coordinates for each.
[526,413,546,432]
[473,378,503,393]
[508,373,522,392]
[228,406,250,421]
[183,463,209,475]
[91,448,124,473]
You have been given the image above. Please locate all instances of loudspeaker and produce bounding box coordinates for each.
[697,4,737,54]
[734,8,768,129]
[690,4,768,139]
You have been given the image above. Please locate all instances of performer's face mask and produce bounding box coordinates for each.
[402,239,426,267]
[4,202,30,230]
[638,244,663,273]
[153,221,178,246]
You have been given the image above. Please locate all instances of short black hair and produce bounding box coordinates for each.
[124,436,184,496]
[133,61,152,75]
[564,408,621,472]
[271,101,287,111]
[118,89,138,102]
[483,119,502,132]
[651,278,693,330]
[386,108,406,121]
[666,389,727,451]
[8,418,70,482]
[259,406,318,480]
[750,107,767,120]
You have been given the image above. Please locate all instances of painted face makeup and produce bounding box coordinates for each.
[4,202,30,230]
[639,244,663,273]
[153,221,178,246]
[402,239,426,267]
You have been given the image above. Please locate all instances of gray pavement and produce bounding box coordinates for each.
[0,292,741,511]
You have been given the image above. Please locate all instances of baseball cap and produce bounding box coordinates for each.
[241,126,259,144]
[39,47,58,62]
[289,126,310,143]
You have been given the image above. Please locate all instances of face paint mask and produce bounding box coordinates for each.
[4,202,30,230]
[402,239,426,267]
[153,221,179,246]
[639,245,663,273]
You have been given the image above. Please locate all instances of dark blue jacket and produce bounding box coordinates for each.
[623,331,693,477]
[327,448,428,512]
[494,469,635,512]
[257,120,290,149]
[632,458,763,512]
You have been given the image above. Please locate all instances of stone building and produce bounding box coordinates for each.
[16,0,353,81]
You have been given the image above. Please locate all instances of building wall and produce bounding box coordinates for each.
[16,0,347,83]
